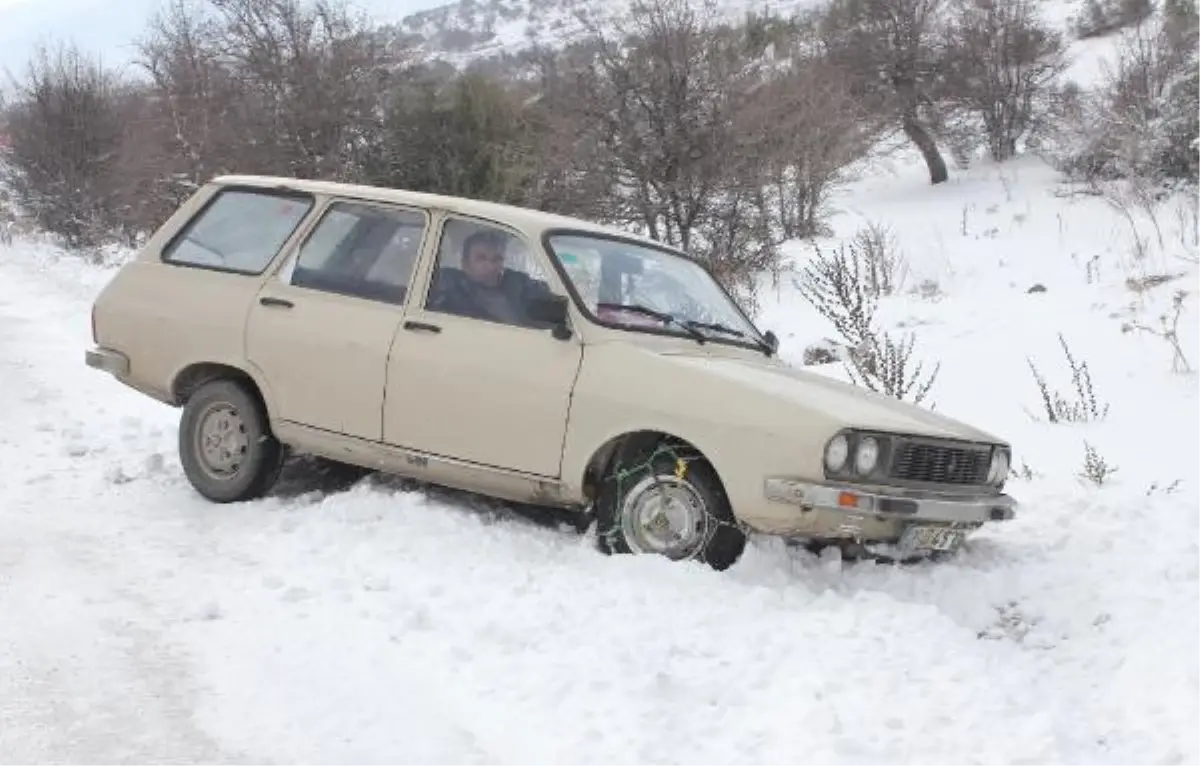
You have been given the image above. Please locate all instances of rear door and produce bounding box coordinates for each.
[91,185,316,401]
[246,199,430,441]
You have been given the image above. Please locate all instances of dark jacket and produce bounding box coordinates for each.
[428,267,553,327]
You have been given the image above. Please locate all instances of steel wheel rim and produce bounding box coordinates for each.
[194,402,249,480]
[619,474,709,560]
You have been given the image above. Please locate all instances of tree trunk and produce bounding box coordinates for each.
[902,116,949,185]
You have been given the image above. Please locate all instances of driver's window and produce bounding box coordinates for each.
[424,217,553,328]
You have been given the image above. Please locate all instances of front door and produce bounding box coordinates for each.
[383,214,582,477]
[246,199,430,441]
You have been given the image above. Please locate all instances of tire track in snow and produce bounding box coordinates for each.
[0,248,499,764]
[0,263,239,763]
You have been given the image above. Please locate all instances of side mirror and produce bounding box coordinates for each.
[763,330,780,355]
[527,293,572,339]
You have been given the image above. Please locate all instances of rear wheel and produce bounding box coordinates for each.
[595,439,746,571]
[179,379,283,502]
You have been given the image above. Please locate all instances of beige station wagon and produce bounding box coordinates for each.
[85,176,1017,570]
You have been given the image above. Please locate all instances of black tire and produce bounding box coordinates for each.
[595,439,747,571]
[178,378,283,503]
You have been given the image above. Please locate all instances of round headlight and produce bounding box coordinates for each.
[825,434,849,472]
[988,449,1010,484]
[854,437,880,474]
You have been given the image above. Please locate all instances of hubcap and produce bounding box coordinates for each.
[194,402,249,480]
[619,474,709,560]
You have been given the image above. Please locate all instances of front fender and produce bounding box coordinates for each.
[559,344,841,516]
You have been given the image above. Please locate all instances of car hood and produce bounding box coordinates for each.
[660,349,1005,444]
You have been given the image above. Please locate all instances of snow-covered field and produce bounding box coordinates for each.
[1,152,1196,763]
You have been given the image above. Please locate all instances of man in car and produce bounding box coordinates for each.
[429,228,554,327]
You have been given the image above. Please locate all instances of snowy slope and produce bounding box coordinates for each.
[0,152,1197,762]
[383,0,825,68]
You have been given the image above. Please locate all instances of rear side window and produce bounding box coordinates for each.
[281,201,427,305]
[163,188,313,274]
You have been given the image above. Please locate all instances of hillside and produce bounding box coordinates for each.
[383,0,821,65]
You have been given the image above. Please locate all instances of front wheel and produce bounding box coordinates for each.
[178,379,283,503]
[595,439,746,571]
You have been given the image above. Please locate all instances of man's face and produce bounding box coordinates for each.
[463,241,505,288]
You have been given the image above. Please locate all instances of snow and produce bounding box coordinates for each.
[395,0,830,69]
[2,0,1197,756]
[1,149,1197,763]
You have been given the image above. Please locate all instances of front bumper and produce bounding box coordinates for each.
[763,477,1016,525]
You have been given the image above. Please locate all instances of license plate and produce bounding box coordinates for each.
[899,525,966,553]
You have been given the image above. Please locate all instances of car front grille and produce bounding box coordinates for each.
[888,439,991,486]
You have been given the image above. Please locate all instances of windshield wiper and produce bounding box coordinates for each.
[684,320,744,337]
[595,302,707,344]
[686,319,775,355]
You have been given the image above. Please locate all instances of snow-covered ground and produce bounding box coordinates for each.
[1,152,1196,763]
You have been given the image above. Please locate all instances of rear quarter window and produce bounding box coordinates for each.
[162,188,313,274]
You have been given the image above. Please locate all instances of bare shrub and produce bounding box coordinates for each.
[1092,175,1168,261]
[1012,459,1039,481]
[1,43,134,249]
[1078,441,1118,486]
[845,330,941,405]
[941,0,1069,161]
[752,19,881,239]
[1121,288,1192,372]
[1054,4,1199,184]
[794,225,908,343]
[0,181,15,244]
[1026,333,1110,422]
[1145,478,1182,495]
[851,221,909,296]
[795,232,937,404]
[794,242,879,347]
[1173,191,1199,259]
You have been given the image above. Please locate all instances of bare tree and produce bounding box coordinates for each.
[132,0,251,228]
[1072,0,1152,39]
[138,0,241,180]
[137,0,399,185]
[565,0,783,301]
[522,42,617,217]
[753,23,881,238]
[941,0,1068,161]
[819,0,951,184]
[366,70,544,204]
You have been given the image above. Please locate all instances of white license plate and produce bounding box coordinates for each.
[899,525,966,552]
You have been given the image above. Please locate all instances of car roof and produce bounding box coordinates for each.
[211,174,680,254]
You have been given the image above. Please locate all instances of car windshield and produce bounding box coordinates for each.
[546,232,765,347]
